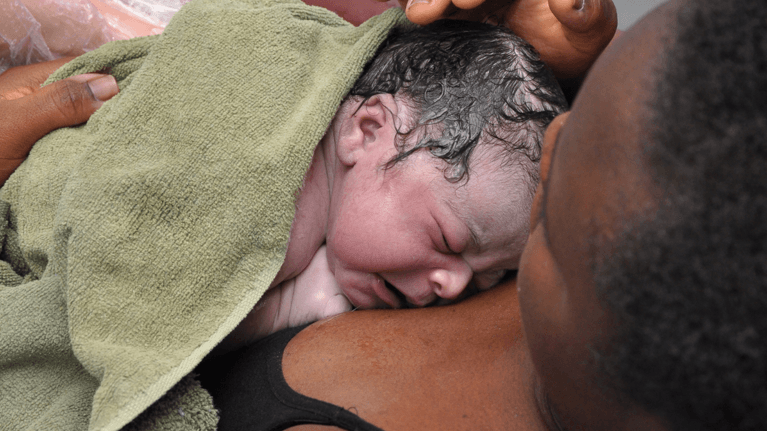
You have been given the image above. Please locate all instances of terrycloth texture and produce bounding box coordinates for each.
[0,1,406,430]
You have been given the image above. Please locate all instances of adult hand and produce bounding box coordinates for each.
[0,57,118,185]
[378,0,618,81]
[302,0,400,26]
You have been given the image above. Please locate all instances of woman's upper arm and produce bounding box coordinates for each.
[281,280,541,431]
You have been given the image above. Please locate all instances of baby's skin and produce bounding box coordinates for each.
[217,18,571,352]
[218,94,534,352]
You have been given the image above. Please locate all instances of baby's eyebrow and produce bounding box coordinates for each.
[467,222,482,253]
[459,211,484,254]
[442,195,485,253]
[442,197,482,252]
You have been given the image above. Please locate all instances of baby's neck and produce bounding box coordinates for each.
[270,135,333,287]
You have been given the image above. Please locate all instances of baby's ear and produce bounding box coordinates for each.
[335,94,399,167]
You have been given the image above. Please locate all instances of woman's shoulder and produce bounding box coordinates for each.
[282,280,549,431]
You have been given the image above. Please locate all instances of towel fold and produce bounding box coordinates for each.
[0,1,406,429]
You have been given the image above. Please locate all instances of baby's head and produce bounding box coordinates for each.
[324,20,568,309]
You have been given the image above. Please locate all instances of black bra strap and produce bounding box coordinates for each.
[199,325,386,431]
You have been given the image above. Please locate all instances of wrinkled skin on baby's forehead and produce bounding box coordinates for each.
[444,144,536,269]
[340,91,542,272]
[382,140,535,264]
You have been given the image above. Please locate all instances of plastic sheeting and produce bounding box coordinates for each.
[0,0,400,75]
[0,0,188,74]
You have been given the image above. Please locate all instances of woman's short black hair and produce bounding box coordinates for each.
[594,1,767,430]
[349,20,567,195]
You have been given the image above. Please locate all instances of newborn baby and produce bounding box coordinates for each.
[0,5,569,428]
[224,20,568,348]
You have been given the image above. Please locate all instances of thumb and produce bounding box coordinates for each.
[549,0,618,34]
[2,74,118,157]
[404,0,453,24]
[452,0,486,9]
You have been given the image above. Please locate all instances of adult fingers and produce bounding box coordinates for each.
[404,0,454,24]
[452,0,486,9]
[548,0,618,35]
[0,74,118,162]
[0,57,76,99]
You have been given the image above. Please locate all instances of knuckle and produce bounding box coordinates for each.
[50,80,90,119]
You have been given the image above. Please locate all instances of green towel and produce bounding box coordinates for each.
[0,1,406,430]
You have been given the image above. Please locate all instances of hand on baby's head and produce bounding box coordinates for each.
[382,0,617,80]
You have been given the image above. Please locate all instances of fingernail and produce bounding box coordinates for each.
[87,75,119,102]
[68,73,103,83]
[407,0,430,10]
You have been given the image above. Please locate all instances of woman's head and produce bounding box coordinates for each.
[518,1,767,430]
[593,1,767,430]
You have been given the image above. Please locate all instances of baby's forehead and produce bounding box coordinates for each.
[448,144,536,195]
[447,150,534,242]
[391,134,537,224]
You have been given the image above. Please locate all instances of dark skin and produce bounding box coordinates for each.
[3,2,688,430]
[284,280,546,431]
[515,3,675,428]
[254,3,681,431]
[377,0,618,80]
[306,0,618,85]
[0,58,118,185]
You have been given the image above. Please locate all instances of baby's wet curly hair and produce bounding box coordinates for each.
[593,1,767,430]
[349,20,567,195]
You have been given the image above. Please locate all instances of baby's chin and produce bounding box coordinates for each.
[336,272,402,310]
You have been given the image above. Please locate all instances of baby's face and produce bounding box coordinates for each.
[325,145,532,309]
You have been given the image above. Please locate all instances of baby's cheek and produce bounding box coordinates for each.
[324,233,372,273]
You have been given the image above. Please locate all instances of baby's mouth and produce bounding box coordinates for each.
[384,280,417,309]
[367,276,402,309]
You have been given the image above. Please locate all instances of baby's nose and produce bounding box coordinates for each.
[428,261,473,301]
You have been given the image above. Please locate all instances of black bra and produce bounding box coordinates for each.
[197,325,385,431]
